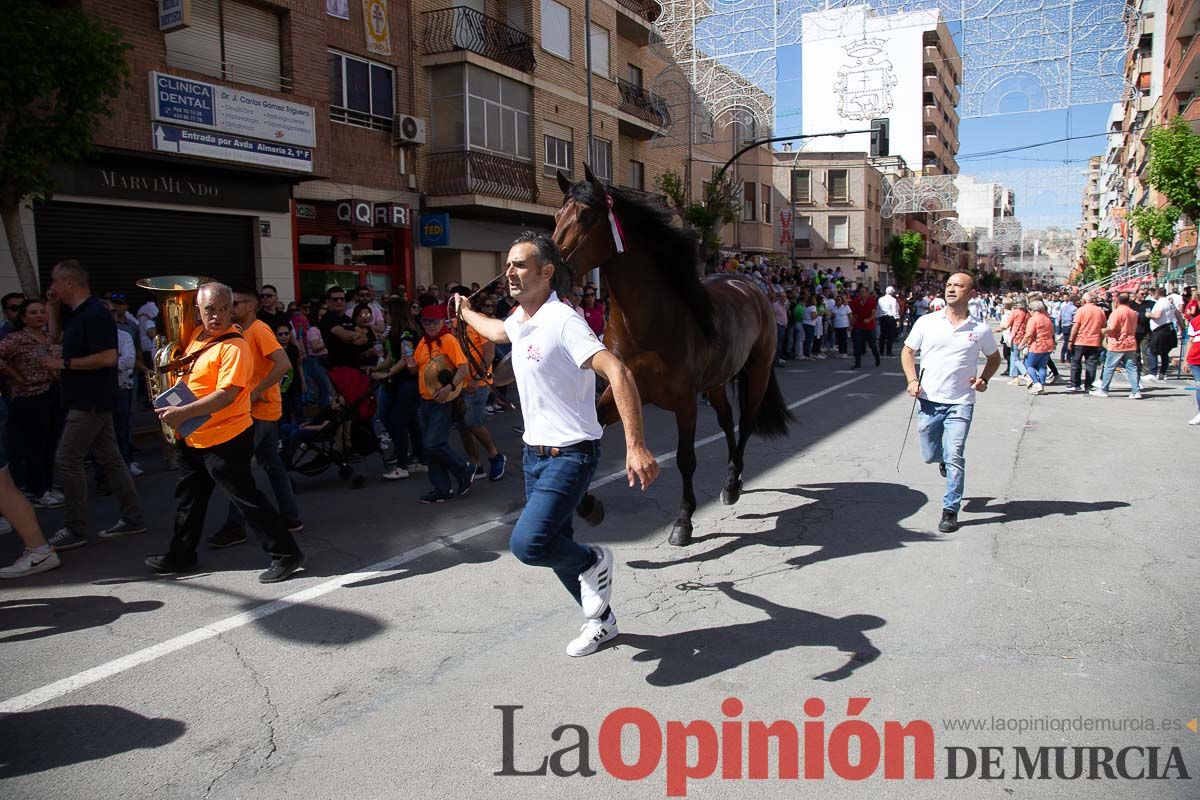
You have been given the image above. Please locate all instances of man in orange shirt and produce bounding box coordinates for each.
[1091,292,1143,399]
[207,285,304,548]
[1067,291,1105,392]
[147,283,305,583]
[412,304,474,503]
[450,288,506,483]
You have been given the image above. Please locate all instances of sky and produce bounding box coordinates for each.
[765,19,1123,230]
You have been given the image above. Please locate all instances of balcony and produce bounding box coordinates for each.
[422,7,535,73]
[427,150,538,203]
[616,78,671,129]
[614,0,660,23]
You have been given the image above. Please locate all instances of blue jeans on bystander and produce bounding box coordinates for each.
[1024,351,1051,386]
[418,399,470,494]
[1100,351,1140,395]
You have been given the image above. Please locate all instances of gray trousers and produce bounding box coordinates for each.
[56,409,143,536]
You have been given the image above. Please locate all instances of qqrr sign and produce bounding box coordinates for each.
[335,199,410,228]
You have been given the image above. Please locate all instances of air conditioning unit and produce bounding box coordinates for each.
[393,115,426,145]
[334,243,353,265]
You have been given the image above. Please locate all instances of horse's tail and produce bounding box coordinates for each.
[737,367,794,440]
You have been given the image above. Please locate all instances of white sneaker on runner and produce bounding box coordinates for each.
[566,612,618,657]
[578,545,613,619]
[0,548,61,579]
[1088,389,1109,398]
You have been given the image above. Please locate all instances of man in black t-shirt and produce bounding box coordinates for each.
[44,260,145,551]
[318,285,367,369]
[256,283,290,332]
[1133,288,1154,371]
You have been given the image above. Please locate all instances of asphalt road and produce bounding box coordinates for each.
[1,354,1196,799]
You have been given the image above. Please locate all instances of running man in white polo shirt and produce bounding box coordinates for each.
[900,273,1002,533]
[452,232,659,657]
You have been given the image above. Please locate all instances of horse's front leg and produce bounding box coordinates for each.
[668,401,698,546]
[576,386,620,527]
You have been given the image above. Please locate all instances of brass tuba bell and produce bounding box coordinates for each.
[136,276,214,444]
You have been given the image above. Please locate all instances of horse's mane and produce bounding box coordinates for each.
[568,181,715,338]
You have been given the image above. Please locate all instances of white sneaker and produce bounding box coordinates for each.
[0,548,61,579]
[578,545,613,619]
[46,490,65,504]
[566,612,618,657]
[405,462,429,474]
[382,466,410,480]
[1045,372,1057,385]
[128,462,143,477]
[1029,383,1044,395]
[0,517,13,535]
[1189,413,1200,425]
[1143,374,1158,383]
[1088,389,1109,398]
[34,491,64,509]
[1128,392,1143,400]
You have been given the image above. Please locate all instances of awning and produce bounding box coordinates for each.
[1163,263,1195,282]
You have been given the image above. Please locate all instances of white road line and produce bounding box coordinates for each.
[0,373,872,714]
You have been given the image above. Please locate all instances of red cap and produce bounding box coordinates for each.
[420,304,448,321]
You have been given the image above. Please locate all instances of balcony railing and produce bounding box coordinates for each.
[616,78,671,128]
[614,0,661,22]
[427,150,537,203]
[422,6,535,73]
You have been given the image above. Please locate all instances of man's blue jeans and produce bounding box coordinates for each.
[510,443,600,605]
[418,399,469,493]
[917,399,974,513]
[1008,347,1028,378]
[225,418,299,526]
[1100,351,1140,394]
[379,380,423,468]
[1024,351,1051,385]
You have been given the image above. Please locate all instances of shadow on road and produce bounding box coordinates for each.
[959,496,1130,527]
[629,482,934,573]
[0,596,163,643]
[617,581,884,685]
[0,705,185,778]
[344,541,501,589]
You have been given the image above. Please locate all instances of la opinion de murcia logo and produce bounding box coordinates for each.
[834,37,897,121]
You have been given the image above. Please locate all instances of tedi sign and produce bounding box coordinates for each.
[336,199,411,229]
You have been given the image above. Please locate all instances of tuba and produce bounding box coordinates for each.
[136,276,213,444]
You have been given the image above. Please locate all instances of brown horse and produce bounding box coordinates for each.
[552,167,793,546]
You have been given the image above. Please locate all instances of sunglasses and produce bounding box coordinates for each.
[5,305,21,312]
[276,330,290,337]
[329,295,346,301]
[260,293,275,298]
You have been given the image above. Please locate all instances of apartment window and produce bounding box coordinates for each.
[791,169,811,203]
[543,122,573,177]
[760,183,771,222]
[699,109,715,142]
[589,24,610,78]
[828,169,849,203]
[431,64,531,159]
[590,138,613,181]
[628,64,643,87]
[541,0,571,60]
[828,215,849,249]
[733,112,757,145]
[629,160,645,191]
[794,215,812,248]
[165,0,284,91]
[743,181,757,221]
[329,51,395,131]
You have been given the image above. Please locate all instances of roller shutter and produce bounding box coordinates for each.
[34,202,255,297]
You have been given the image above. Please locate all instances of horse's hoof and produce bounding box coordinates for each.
[721,481,743,505]
[577,495,605,527]
[668,519,693,547]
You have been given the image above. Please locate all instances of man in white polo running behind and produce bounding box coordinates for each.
[900,272,1002,533]
[452,232,658,657]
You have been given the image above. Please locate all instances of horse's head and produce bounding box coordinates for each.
[552,164,622,282]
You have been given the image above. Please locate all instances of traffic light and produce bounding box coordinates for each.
[870,118,889,157]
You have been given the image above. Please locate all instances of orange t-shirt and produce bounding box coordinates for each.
[181,328,253,448]
[241,320,284,421]
[413,332,467,400]
[1024,314,1055,353]
[464,326,490,390]
[1070,304,1106,347]
[1105,305,1138,352]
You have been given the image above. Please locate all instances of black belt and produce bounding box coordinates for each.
[527,441,597,457]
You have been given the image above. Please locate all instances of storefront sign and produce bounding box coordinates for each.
[296,203,318,219]
[149,71,316,148]
[153,124,314,173]
[49,156,292,212]
[420,213,450,247]
[363,0,392,56]
[336,199,411,228]
[159,0,191,31]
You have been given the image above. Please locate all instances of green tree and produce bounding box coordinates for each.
[1144,115,1200,224]
[885,231,925,288]
[0,2,130,295]
[1083,236,1120,283]
[655,168,740,271]
[1130,205,1180,274]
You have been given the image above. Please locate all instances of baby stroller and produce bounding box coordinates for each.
[283,366,381,489]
